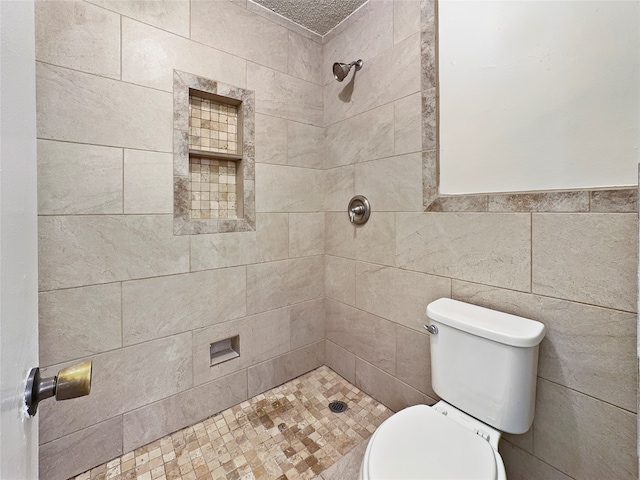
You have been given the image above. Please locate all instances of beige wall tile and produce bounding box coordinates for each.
[532,213,638,312]
[39,283,122,368]
[533,379,638,479]
[355,358,434,413]
[122,17,246,92]
[37,140,122,215]
[123,370,248,453]
[355,262,450,332]
[326,299,396,375]
[397,213,531,291]
[247,256,324,314]
[289,212,324,257]
[190,213,289,271]
[124,149,173,214]
[248,63,323,126]
[122,267,247,346]
[452,280,637,412]
[255,164,324,212]
[325,255,356,306]
[393,0,421,45]
[247,340,325,397]
[288,31,322,85]
[325,104,395,168]
[191,0,287,72]
[322,0,393,85]
[500,442,572,480]
[325,339,357,385]
[324,33,420,125]
[192,308,290,386]
[87,0,190,36]
[324,166,355,211]
[39,417,123,480]
[39,215,189,291]
[255,113,287,165]
[395,325,438,398]
[325,212,396,266]
[37,63,173,152]
[291,298,325,349]
[39,333,192,445]
[287,121,324,169]
[394,93,422,155]
[355,153,423,211]
[35,0,120,79]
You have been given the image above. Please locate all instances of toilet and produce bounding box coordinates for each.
[359,298,546,480]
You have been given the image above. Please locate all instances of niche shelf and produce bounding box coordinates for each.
[173,71,255,235]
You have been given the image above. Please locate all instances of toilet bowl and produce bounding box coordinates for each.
[358,298,545,480]
[358,402,506,480]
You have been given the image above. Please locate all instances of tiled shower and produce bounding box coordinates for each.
[36,1,638,480]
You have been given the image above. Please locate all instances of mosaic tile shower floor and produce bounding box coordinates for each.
[73,366,392,480]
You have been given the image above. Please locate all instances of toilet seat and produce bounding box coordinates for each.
[361,404,503,480]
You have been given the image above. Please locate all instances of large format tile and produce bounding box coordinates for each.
[324,33,420,126]
[325,255,356,306]
[325,212,396,266]
[355,262,450,332]
[533,379,637,479]
[324,166,354,212]
[287,121,324,169]
[324,104,394,168]
[322,0,393,86]
[248,63,323,126]
[532,213,638,312]
[190,213,288,270]
[247,341,325,397]
[291,298,325,349]
[255,113,287,165]
[87,0,190,36]
[326,299,396,375]
[255,164,324,212]
[39,333,192,445]
[191,0,287,72]
[325,339,357,385]
[123,149,173,214]
[355,358,434,413]
[500,442,572,480]
[123,370,247,453]
[395,325,437,398]
[39,283,121,367]
[288,31,322,85]
[37,63,172,152]
[37,140,122,215]
[122,267,247,346]
[452,280,637,412]
[40,417,123,480]
[397,213,531,291]
[246,256,324,314]
[354,153,423,211]
[192,308,290,386]
[39,215,189,291]
[289,212,324,257]
[394,0,421,45]
[394,93,422,155]
[35,0,120,79]
[122,17,246,92]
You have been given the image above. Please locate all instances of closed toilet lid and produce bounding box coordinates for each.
[367,405,497,480]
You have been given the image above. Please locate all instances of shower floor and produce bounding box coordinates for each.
[73,366,392,480]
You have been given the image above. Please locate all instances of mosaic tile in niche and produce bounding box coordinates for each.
[189,157,237,220]
[189,95,239,154]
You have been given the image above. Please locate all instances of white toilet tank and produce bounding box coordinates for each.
[426,298,546,434]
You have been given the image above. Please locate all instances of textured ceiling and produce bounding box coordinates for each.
[252,0,368,35]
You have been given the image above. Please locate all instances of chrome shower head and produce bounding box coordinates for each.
[332,59,363,82]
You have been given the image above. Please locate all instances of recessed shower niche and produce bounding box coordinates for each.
[173,71,255,235]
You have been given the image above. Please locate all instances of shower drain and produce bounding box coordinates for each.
[328,400,348,413]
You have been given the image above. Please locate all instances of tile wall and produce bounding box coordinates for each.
[35,0,638,479]
[322,1,638,479]
[36,1,324,478]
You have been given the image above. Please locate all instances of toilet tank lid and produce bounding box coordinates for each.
[426,298,545,347]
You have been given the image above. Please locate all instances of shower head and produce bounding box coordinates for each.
[332,59,363,82]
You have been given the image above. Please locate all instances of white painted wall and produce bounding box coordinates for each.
[0,0,39,478]
[439,1,640,194]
